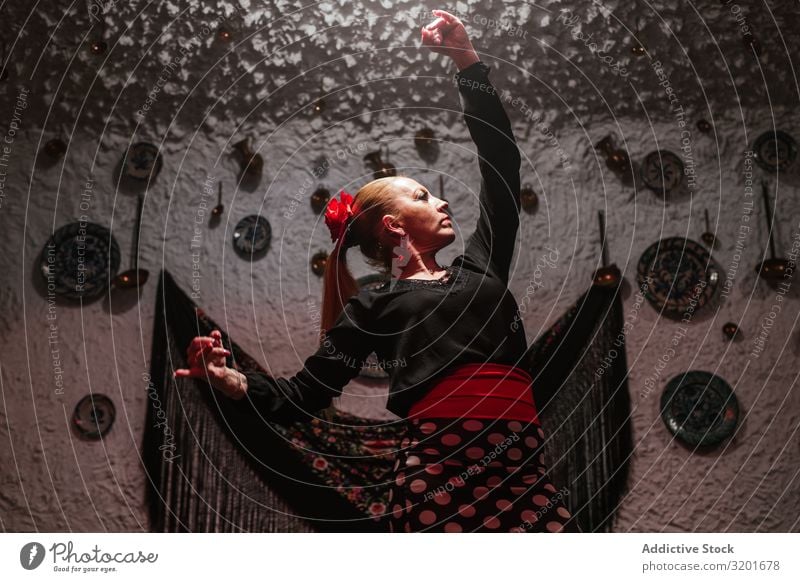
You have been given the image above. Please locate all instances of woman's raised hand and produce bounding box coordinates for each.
[174,330,247,399]
[420,9,479,70]
[174,329,231,381]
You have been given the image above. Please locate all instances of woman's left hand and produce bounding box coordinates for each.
[174,330,230,381]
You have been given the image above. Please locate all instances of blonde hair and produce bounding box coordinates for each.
[320,177,401,337]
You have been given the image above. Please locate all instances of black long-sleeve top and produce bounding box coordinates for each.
[241,60,525,424]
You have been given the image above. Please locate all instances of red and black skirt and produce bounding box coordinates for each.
[387,363,578,533]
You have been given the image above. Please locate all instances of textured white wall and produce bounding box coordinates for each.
[1,0,799,532]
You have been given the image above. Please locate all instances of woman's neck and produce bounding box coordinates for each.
[402,267,448,281]
[396,251,447,281]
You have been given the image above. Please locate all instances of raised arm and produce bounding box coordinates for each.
[423,10,522,283]
[455,61,521,282]
[175,297,376,425]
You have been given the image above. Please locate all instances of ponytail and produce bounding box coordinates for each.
[320,236,359,341]
[319,176,399,340]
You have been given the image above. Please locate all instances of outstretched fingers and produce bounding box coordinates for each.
[186,332,225,362]
[188,331,222,350]
[187,340,212,365]
[431,10,458,31]
[188,336,215,355]
[421,24,444,50]
[203,347,231,359]
[178,330,229,378]
[174,349,229,379]
[424,16,444,31]
[189,346,230,367]
[431,9,455,23]
[174,366,207,378]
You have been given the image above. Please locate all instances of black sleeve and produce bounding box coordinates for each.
[451,60,522,284]
[237,295,375,425]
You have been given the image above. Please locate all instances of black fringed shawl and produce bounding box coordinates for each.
[524,280,633,533]
[144,270,631,532]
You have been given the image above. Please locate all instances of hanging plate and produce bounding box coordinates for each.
[414,127,440,164]
[637,237,719,319]
[40,222,121,300]
[751,130,797,172]
[73,394,116,440]
[232,215,272,258]
[640,150,684,196]
[520,184,539,214]
[310,187,331,215]
[311,250,329,276]
[123,142,163,181]
[660,371,738,448]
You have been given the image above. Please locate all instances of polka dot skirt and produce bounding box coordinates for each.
[387,417,579,533]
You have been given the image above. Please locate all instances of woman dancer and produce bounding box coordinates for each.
[176,9,577,533]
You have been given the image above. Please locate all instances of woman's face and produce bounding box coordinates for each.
[383,177,455,253]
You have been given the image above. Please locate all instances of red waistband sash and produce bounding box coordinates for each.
[408,363,540,423]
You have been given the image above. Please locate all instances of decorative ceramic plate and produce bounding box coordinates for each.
[310,187,331,215]
[232,215,271,257]
[72,394,116,439]
[640,150,684,196]
[40,222,121,299]
[660,371,738,447]
[414,127,440,164]
[520,184,539,214]
[637,237,719,319]
[752,130,797,172]
[357,274,391,378]
[123,142,163,181]
[311,250,329,276]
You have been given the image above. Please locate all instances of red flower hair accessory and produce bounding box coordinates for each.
[324,189,355,245]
